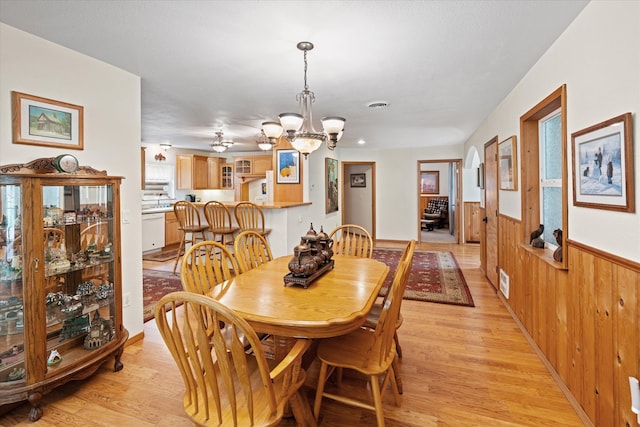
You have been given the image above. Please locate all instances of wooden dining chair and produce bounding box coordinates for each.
[234,201,271,238]
[328,224,373,258]
[173,200,208,273]
[203,200,239,248]
[313,240,415,427]
[155,291,312,427]
[180,240,239,296]
[362,240,415,394]
[233,230,274,274]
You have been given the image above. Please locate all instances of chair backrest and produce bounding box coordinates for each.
[234,202,265,232]
[203,201,234,231]
[373,240,415,363]
[174,200,203,229]
[233,230,274,274]
[80,222,109,250]
[328,224,373,258]
[44,227,65,249]
[180,240,239,296]
[154,291,281,426]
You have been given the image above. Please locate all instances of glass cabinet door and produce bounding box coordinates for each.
[0,184,25,382]
[42,184,116,374]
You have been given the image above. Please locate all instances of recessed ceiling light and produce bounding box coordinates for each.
[358,139,366,145]
[368,101,389,109]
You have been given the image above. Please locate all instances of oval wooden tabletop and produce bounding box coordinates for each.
[211,255,389,338]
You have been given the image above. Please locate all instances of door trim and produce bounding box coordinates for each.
[341,161,376,241]
[417,159,462,244]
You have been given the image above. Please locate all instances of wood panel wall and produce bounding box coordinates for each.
[497,214,639,427]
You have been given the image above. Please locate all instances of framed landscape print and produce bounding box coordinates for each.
[498,136,518,190]
[276,149,300,184]
[12,91,84,150]
[326,158,339,213]
[571,112,634,212]
[420,171,439,194]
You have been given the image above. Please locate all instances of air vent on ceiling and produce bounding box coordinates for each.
[368,101,389,109]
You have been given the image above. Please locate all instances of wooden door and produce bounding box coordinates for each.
[484,137,499,289]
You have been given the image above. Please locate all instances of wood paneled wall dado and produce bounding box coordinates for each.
[497,214,639,427]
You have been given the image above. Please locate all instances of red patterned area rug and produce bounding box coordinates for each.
[143,269,183,322]
[372,248,474,307]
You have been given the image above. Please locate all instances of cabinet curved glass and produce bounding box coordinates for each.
[0,158,127,421]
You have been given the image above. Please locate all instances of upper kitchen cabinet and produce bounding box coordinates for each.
[233,155,272,179]
[220,163,233,189]
[176,154,221,190]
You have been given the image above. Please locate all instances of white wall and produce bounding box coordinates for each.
[0,24,144,336]
[464,1,640,262]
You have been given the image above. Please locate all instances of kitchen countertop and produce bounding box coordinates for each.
[141,201,311,215]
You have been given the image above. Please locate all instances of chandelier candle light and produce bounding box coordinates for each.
[262,41,345,157]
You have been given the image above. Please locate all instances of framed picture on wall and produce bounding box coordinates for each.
[326,158,339,213]
[420,171,439,194]
[571,112,634,212]
[498,136,518,190]
[477,163,485,189]
[276,149,300,184]
[350,173,366,188]
[12,91,84,150]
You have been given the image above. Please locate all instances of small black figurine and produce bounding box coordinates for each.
[553,229,563,262]
[530,224,544,244]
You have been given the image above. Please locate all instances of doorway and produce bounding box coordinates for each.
[417,159,461,244]
[341,162,376,240]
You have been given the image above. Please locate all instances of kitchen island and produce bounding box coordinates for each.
[142,201,314,257]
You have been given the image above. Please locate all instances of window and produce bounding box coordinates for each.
[539,108,562,248]
[520,85,567,268]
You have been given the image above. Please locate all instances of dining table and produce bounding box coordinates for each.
[208,254,390,339]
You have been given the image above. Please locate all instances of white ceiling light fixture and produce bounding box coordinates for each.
[262,41,346,157]
[256,130,275,151]
[210,131,227,153]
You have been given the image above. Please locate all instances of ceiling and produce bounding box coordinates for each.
[0,0,588,153]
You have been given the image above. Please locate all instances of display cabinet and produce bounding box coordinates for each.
[0,157,128,421]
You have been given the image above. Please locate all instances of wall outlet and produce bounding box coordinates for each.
[123,292,131,307]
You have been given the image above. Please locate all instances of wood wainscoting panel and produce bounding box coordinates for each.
[498,213,640,427]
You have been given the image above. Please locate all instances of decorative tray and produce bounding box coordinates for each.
[283,259,334,289]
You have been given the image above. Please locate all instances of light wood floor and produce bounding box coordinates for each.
[1,241,586,426]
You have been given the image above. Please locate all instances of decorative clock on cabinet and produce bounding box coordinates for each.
[0,157,128,421]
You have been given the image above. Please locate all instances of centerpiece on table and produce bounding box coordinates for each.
[284,224,334,288]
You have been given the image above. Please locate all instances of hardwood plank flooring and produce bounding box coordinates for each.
[1,242,586,426]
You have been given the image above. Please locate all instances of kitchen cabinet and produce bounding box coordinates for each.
[233,155,272,177]
[464,202,481,243]
[176,154,221,190]
[164,211,181,247]
[0,157,128,421]
[142,213,165,252]
[220,163,233,189]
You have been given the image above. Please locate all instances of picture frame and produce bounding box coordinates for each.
[12,91,84,150]
[420,171,439,194]
[326,158,339,213]
[275,149,300,184]
[498,136,517,190]
[350,173,366,188]
[571,112,634,212]
[477,163,485,189]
